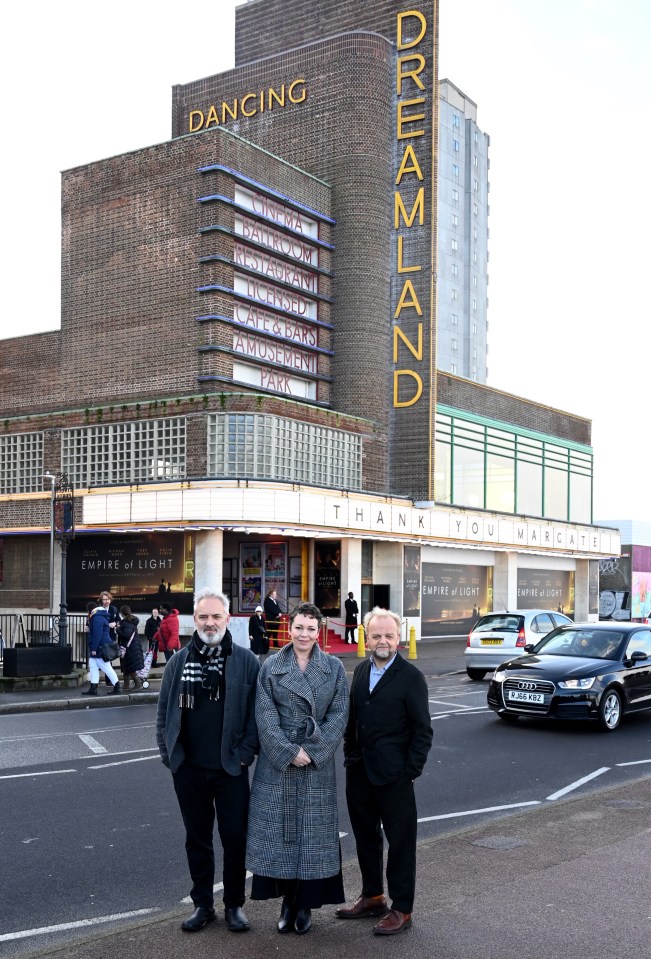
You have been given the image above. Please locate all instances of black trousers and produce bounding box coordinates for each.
[345,761,418,914]
[173,762,250,909]
[345,625,357,643]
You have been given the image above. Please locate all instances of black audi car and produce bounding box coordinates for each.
[487,622,651,731]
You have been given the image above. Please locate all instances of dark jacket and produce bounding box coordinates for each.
[155,632,260,775]
[144,614,161,643]
[117,616,144,673]
[264,595,282,628]
[154,608,180,652]
[345,597,359,625]
[248,613,269,654]
[87,607,110,656]
[344,654,432,785]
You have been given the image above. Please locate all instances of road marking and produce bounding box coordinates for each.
[546,767,610,801]
[88,755,160,769]
[79,734,107,754]
[418,801,540,823]
[182,874,253,905]
[616,758,651,767]
[431,708,490,720]
[0,909,159,942]
[429,699,482,709]
[0,769,76,781]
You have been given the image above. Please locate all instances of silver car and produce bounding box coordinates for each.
[464,609,573,680]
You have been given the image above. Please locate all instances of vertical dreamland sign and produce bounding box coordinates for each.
[391,2,438,500]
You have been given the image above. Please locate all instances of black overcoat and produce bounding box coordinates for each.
[344,654,432,785]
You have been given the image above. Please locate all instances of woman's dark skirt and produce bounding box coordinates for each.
[251,871,345,909]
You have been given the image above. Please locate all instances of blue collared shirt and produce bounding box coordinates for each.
[369,652,398,691]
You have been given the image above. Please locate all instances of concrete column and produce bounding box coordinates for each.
[195,530,224,594]
[341,538,362,611]
[574,559,590,621]
[492,552,518,612]
[373,542,409,642]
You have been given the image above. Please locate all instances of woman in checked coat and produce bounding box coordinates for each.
[246,601,349,935]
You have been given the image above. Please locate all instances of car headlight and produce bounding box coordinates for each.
[558,678,596,689]
[493,669,506,682]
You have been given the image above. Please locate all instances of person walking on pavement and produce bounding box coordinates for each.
[336,606,432,935]
[153,602,181,663]
[156,588,260,934]
[144,607,162,666]
[81,602,122,696]
[344,591,359,644]
[98,590,120,686]
[248,605,269,659]
[117,605,144,690]
[264,589,283,648]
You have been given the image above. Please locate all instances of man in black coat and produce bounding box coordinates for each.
[344,591,359,644]
[263,590,282,648]
[337,607,432,936]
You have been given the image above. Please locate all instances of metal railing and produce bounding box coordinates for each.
[0,614,89,667]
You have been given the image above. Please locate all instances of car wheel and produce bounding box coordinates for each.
[498,712,518,723]
[466,668,487,681]
[598,687,622,731]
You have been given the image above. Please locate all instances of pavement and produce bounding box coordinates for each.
[5,640,651,959]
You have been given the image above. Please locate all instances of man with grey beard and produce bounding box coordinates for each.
[337,607,432,936]
[156,588,260,934]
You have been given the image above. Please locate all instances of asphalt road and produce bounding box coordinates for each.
[3,645,651,956]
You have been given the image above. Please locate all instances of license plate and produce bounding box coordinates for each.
[480,638,503,645]
[507,690,544,704]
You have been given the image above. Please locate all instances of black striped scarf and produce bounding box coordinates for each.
[179,631,232,709]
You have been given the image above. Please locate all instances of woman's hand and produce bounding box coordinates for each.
[291,746,312,767]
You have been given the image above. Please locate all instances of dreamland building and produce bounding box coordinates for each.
[0,0,619,639]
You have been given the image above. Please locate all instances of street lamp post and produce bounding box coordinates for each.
[53,473,75,648]
[43,472,56,636]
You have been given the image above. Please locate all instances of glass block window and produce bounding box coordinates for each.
[62,419,186,488]
[0,432,43,493]
[209,414,362,490]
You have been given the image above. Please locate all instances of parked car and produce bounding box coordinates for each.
[464,609,572,680]
[487,622,651,731]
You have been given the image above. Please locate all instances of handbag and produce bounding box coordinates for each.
[100,640,119,662]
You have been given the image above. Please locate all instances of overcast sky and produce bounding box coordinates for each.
[2,0,648,524]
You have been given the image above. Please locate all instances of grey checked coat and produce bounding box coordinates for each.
[246,642,349,880]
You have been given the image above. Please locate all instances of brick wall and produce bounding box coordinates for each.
[437,373,592,446]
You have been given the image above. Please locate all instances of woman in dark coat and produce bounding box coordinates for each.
[117,605,144,690]
[246,602,349,935]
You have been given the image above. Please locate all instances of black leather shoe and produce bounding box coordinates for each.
[294,908,312,935]
[225,906,251,932]
[181,906,216,932]
[277,899,297,934]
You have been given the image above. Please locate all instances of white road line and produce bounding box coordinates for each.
[616,758,651,767]
[0,769,76,781]
[429,699,482,709]
[0,909,159,942]
[88,755,161,769]
[79,734,107,754]
[546,767,610,801]
[182,874,253,905]
[418,800,540,823]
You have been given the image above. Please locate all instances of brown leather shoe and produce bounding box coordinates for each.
[373,909,412,935]
[336,894,388,919]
